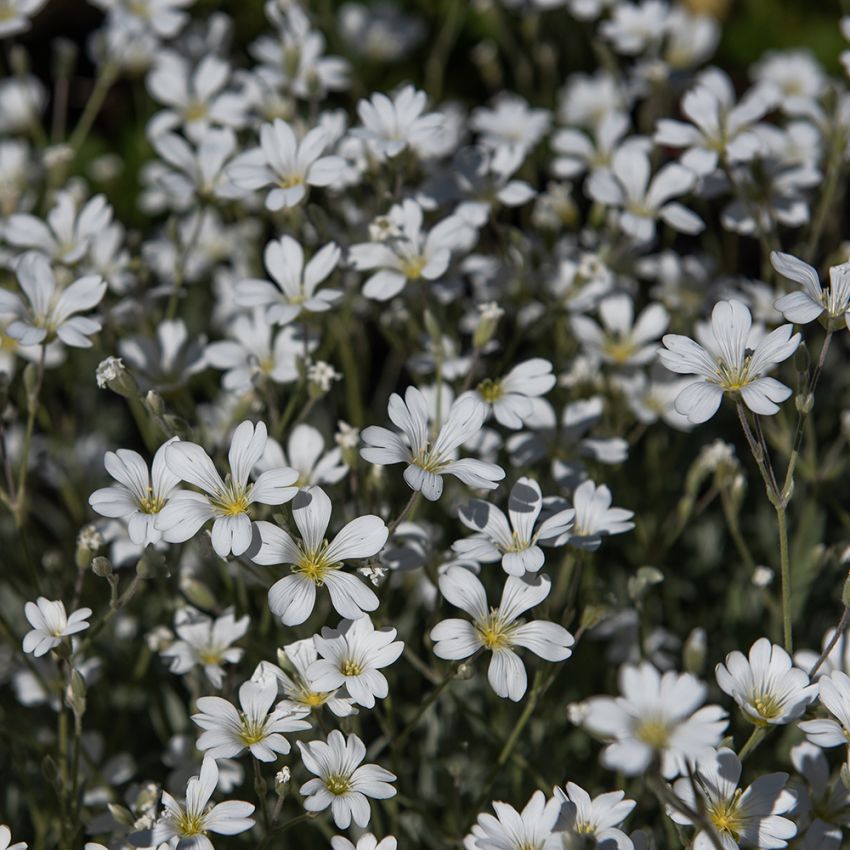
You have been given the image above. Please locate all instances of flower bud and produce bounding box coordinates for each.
[274,766,291,797]
[473,301,505,348]
[76,524,103,569]
[179,575,216,610]
[683,627,707,675]
[91,556,113,578]
[96,356,138,398]
[145,390,165,417]
[841,570,850,608]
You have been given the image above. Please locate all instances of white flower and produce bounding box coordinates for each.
[91,0,193,39]
[160,610,249,689]
[22,598,91,657]
[453,477,575,576]
[152,757,255,850]
[569,480,634,550]
[192,678,310,762]
[228,119,345,210]
[0,0,46,37]
[659,300,801,424]
[552,111,635,179]
[771,251,850,328]
[430,567,574,701]
[582,662,728,778]
[146,51,246,141]
[257,424,347,488]
[89,440,181,547]
[308,616,403,709]
[794,626,850,680]
[789,741,850,849]
[600,0,669,55]
[459,358,556,430]
[331,835,397,850]
[298,730,396,829]
[588,146,704,242]
[353,85,444,159]
[0,825,27,850]
[361,386,505,501]
[715,637,817,726]
[466,790,562,850]
[252,486,387,626]
[350,200,471,301]
[471,95,551,152]
[118,318,206,393]
[4,192,112,264]
[151,128,240,206]
[571,294,669,366]
[235,235,341,325]
[654,69,768,176]
[0,252,106,348]
[260,637,357,717]
[553,782,636,849]
[205,312,314,392]
[799,669,850,747]
[155,420,298,558]
[670,747,796,850]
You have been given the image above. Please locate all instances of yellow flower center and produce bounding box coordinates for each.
[604,338,636,364]
[476,612,514,650]
[210,479,252,517]
[198,649,222,666]
[635,718,670,748]
[477,378,503,404]
[302,691,329,707]
[708,790,743,837]
[325,774,351,796]
[752,692,782,720]
[400,255,427,279]
[278,175,304,189]
[293,543,340,585]
[184,101,208,123]
[340,659,364,676]
[139,486,165,514]
[176,812,206,837]
[238,716,267,746]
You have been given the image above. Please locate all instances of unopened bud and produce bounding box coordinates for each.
[274,766,291,796]
[91,556,113,577]
[455,661,475,680]
[145,390,165,417]
[473,301,504,348]
[683,627,707,675]
[752,565,774,587]
[23,362,39,399]
[179,576,216,610]
[307,360,341,399]
[795,393,814,415]
[76,524,103,568]
[794,343,810,375]
[108,803,135,828]
[96,357,138,398]
[842,761,850,790]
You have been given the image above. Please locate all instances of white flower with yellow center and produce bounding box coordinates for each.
[716,637,816,727]
[192,678,310,762]
[771,251,850,329]
[466,790,562,850]
[254,638,357,717]
[553,782,636,849]
[350,199,472,301]
[0,251,106,349]
[89,438,180,547]
[670,748,796,850]
[151,757,255,850]
[22,598,91,657]
[459,358,556,430]
[430,567,574,702]
[453,477,575,576]
[298,730,396,829]
[155,420,298,558]
[582,662,728,778]
[252,486,388,626]
[361,385,505,501]
[160,610,249,689]
[227,118,345,211]
[308,616,403,709]
[659,299,800,424]
[235,235,341,326]
[571,294,669,367]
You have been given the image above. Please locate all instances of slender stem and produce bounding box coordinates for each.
[165,206,207,321]
[804,106,845,262]
[737,725,768,761]
[809,604,850,678]
[253,758,270,831]
[68,61,119,153]
[387,490,421,535]
[15,344,46,526]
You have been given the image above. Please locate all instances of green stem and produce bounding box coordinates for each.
[386,490,421,536]
[68,61,119,152]
[15,344,46,527]
[809,603,850,677]
[776,506,792,652]
[737,725,768,761]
